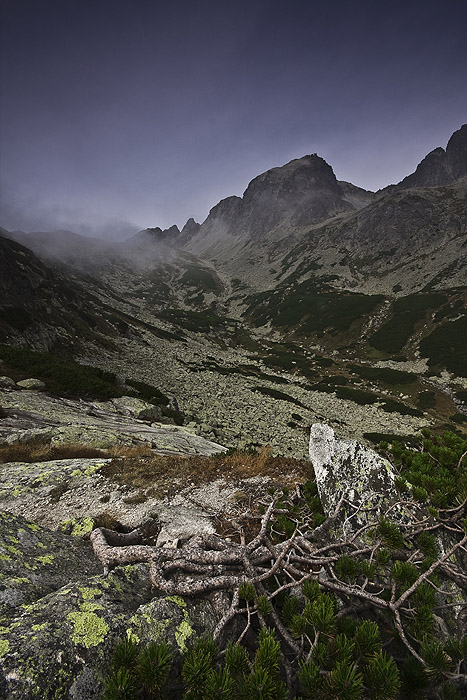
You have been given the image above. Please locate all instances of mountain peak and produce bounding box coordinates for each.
[243,153,340,203]
[394,123,467,190]
[445,123,467,180]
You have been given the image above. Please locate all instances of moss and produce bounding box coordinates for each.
[175,619,194,651]
[0,639,9,657]
[67,611,109,648]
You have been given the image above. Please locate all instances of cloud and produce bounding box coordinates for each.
[0,182,140,240]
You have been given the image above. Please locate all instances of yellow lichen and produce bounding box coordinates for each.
[167,595,186,607]
[175,620,193,651]
[80,587,102,600]
[126,629,140,644]
[67,611,109,648]
[36,554,54,565]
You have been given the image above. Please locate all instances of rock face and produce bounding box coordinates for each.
[0,510,217,699]
[176,154,370,256]
[309,423,400,530]
[394,123,467,189]
[0,387,226,456]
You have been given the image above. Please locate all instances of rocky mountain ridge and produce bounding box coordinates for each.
[1,125,466,454]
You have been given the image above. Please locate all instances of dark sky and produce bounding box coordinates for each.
[1,0,466,238]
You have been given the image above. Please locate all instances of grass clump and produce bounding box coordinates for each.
[0,440,105,463]
[100,449,312,499]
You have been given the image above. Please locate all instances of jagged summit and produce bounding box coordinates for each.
[176,153,372,253]
[394,123,467,190]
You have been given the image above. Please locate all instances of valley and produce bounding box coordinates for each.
[1,125,466,457]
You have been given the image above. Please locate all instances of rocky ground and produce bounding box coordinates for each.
[0,385,226,456]
[78,327,433,458]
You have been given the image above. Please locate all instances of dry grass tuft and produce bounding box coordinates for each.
[99,447,313,496]
[106,444,154,458]
[0,441,106,464]
[93,511,124,531]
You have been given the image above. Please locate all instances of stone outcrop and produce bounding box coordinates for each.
[394,123,467,189]
[309,423,402,530]
[0,387,226,456]
[0,510,216,699]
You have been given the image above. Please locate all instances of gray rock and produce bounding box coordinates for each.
[110,395,163,421]
[0,388,227,456]
[0,376,16,389]
[0,511,101,618]
[0,511,217,699]
[16,379,46,390]
[5,427,55,445]
[309,423,401,530]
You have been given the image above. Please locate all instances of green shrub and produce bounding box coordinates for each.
[369,293,445,355]
[103,637,172,700]
[419,316,467,376]
[0,344,121,400]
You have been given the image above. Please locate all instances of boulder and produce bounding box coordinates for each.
[309,423,402,530]
[16,379,46,390]
[109,395,164,421]
[0,376,16,390]
[0,511,217,699]
[5,427,55,445]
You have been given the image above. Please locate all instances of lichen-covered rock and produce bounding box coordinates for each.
[16,379,46,390]
[0,458,112,531]
[0,564,153,699]
[309,423,401,529]
[0,376,16,390]
[109,396,164,421]
[126,594,216,652]
[0,511,100,618]
[0,512,218,700]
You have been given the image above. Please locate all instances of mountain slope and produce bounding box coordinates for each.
[1,125,466,456]
[392,123,467,189]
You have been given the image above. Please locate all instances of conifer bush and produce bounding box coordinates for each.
[100,430,467,699]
